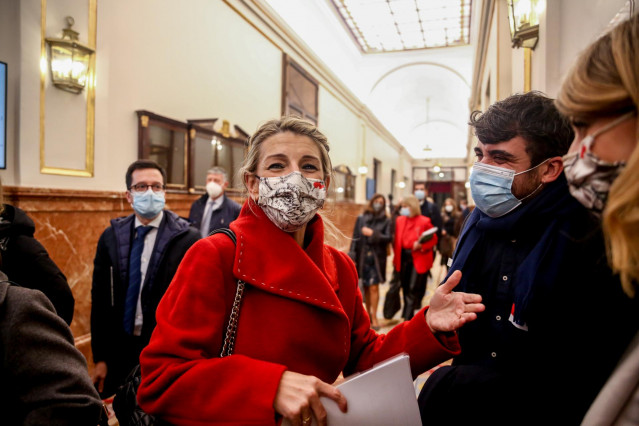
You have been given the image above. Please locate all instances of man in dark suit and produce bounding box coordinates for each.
[188,167,241,238]
[90,159,200,397]
[413,182,443,238]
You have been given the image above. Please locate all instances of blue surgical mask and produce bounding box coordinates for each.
[470,160,547,218]
[400,207,411,217]
[132,189,165,219]
[414,190,425,201]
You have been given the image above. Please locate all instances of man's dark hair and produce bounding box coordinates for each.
[469,91,574,166]
[125,159,167,189]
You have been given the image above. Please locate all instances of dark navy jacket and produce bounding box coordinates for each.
[90,210,199,394]
[188,194,241,237]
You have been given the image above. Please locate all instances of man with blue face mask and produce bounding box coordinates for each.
[417,92,637,425]
[90,160,200,398]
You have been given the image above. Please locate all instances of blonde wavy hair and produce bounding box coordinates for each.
[402,195,422,217]
[240,116,345,243]
[556,14,639,296]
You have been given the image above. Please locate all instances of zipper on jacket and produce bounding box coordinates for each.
[109,266,114,307]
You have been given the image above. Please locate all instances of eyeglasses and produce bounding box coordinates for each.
[129,183,165,193]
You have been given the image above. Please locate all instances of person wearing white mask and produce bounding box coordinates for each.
[416,91,637,425]
[392,195,439,321]
[90,160,200,398]
[137,117,485,425]
[189,166,242,238]
[348,193,392,330]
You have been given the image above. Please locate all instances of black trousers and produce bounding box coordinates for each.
[100,333,145,398]
[399,249,427,320]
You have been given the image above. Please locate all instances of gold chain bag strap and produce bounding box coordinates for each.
[208,227,245,358]
[220,277,245,357]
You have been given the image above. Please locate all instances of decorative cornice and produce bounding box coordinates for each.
[225,0,406,155]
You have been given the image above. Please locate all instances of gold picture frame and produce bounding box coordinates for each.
[39,0,97,177]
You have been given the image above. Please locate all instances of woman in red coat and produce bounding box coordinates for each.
[393,195,438,321]
[138,117,484,425]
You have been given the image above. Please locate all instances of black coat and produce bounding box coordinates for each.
[420,200,443,242]
[348,211,392,284]
[188,194,241,237]
[0,204,74,325]
[91,210,200,395]
[0,279,102,425]
[418,176,639,425]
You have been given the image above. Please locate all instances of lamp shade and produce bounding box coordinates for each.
[507,0,541,49]
[45,17,94,94]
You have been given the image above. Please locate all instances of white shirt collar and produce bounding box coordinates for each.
[134,210,163,228]
[209,194,224,211]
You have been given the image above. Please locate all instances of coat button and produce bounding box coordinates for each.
[491,352,497,358]
[496,315,501,321]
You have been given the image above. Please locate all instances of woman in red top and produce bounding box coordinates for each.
[138,117,483,426]
[393,195,438,320]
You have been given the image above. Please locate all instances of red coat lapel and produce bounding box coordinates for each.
[230,202,344,317]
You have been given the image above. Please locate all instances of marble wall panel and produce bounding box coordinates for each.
[2,186,364,369]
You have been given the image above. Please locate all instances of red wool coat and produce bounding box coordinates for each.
[138,201,459,425]
[393,214,438,274]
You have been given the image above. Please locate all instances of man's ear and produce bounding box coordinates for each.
[540,157,564,183]
[125,190,133,205]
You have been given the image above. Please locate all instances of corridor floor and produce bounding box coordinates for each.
[372,252,452,396]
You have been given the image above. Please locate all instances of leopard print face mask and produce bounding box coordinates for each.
[256,171,327,232]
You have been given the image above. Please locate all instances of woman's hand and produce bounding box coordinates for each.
[274,371,348,426]
[425,270,484,333]
[361,226,374,237]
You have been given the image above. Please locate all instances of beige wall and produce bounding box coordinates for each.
[14,0,282,191]
[0,0,20,186]
[1,0,410,204]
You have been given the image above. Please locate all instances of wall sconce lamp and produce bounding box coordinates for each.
[358,164,369,175]
[45,16,94,94]
[507,0,543,92]
[507,0,541,49]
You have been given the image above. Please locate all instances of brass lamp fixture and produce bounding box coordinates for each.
[45,16,95,94]
[507,0,541,49]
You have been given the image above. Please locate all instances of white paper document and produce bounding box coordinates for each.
[284,353,421,426]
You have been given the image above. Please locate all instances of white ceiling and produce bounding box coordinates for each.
[264,0,475,160]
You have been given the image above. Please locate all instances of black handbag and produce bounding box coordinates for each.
[112,228,244,425]
[383,269,402,319]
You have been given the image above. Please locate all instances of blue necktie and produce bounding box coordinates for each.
[200,200,214,238]
[123,225,152,335]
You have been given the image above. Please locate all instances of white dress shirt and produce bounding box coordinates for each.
[132,211,163,336]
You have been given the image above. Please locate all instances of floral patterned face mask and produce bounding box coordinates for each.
[562,111,635,217]
[256,171,327,232]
